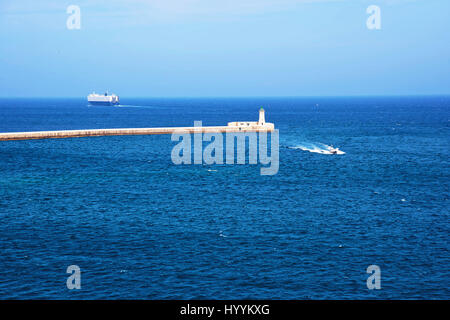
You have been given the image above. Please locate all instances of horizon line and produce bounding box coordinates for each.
[1,94,450,99]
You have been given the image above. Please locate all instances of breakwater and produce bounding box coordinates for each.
[0,124,274,141]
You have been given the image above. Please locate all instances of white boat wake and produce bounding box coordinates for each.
[288,143,345,155]
[114,105,156,108]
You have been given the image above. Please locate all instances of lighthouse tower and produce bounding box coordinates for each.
[258,108,265,126]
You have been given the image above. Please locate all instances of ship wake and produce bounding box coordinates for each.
[288,142,345,155]
[114,105,156,108]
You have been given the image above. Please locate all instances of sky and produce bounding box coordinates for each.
[0,0,449,97]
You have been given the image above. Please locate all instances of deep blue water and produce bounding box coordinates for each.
[0,97,448,299]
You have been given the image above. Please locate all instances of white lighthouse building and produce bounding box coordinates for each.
[258,107,266,125]
[227,108,274,130]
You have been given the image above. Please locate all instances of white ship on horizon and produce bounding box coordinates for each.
[87,91,119,105]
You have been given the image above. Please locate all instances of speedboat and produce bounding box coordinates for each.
[328,146,339,154]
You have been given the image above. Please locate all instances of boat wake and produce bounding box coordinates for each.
[114,105,155,108]
[288,143,345,155]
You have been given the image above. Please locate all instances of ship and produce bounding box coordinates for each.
[87,91,119,105]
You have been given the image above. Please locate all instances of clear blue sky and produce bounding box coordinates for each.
[0,0,449,97]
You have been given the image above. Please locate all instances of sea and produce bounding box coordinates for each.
[0,96,448,299]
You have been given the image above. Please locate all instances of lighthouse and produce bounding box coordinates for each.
[226,109,274,129]
[258,107,266,126]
